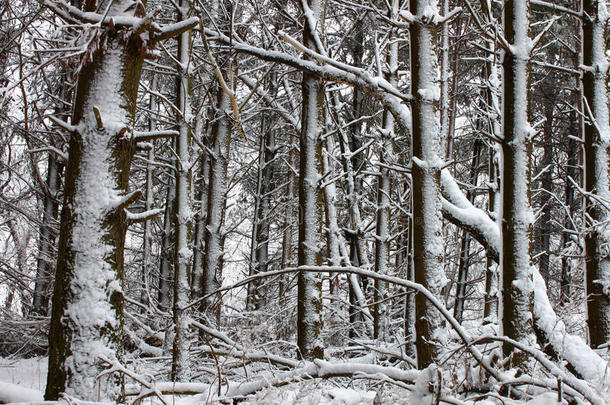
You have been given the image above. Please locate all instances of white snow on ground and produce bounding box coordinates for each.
[0,357,47,402]
[234,382,378,405]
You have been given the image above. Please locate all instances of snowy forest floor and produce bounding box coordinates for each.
[0,356,577,405]
[0,353,605,405]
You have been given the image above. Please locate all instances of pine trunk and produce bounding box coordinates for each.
[500,0,536,367]
[410,0,445,369]
[582,0,610,348]
[45,1,145,399]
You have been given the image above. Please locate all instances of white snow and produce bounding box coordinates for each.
[0,357,47,403]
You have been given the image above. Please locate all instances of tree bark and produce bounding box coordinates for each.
[582,0,610,348]
[45,1,146,399]
[500,0,536,368]
[296,0,325,360]
[409,0,446,369]
[172,1,193,381]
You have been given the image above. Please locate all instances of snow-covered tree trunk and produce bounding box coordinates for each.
[500,0,536,367]
[482,20,501,322]
[279,138,297,307]
[172,0,193,381]
[484,141,500,322]
[297,0,324,360]
[44,0,197,398]
[582,0,610,348]
[45,0,146,399]
[200,87,231,320]
[409,0,446,369]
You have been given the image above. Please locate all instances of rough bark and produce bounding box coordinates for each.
[172,1,193,381]
[582,0,610,348]
[409,0,446,369]
[200,88,231,320]
[296,0,325,360]
[500,0,536,367]
[45,1,146,399]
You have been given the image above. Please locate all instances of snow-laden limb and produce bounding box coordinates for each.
[204,27,413,130]
[124,207,164,223]
[44,0,198,43]
[125,361,419,403]
[533,268,610,389]
[440,169,500,262]
[473,335,607,404]
[440,168,610,394]
[98,356,171,405]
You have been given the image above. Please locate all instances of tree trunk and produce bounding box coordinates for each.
[410,0,446,369]
[373,1,399,340]
[500,0,536,368]
[247,83,276,310]
[582,0,610,348]
[296,0,325,360]
[45,1,146,399]
[454,138,482,323]
[172,1,193,381]
[32,153,63,315]
[200,87,231,319]
[158,176,175,310]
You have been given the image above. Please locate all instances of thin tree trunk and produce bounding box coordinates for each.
[479,0,501,325]
[32,153,63,315]
[191,135,209,300]
[454,138,482,323]
[172,1,193,380]
[141,75,158,310]
[158,176,175,310]
[373,1,399,340]
[533,91,554,283]
[247,87,276,310]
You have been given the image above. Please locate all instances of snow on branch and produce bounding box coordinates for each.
[124,207,164,223]
[107,189,142,213]
[44,0,198,42]
[27,146,68,162]
[132,129,179,141]
[99,356,171,405]
[44,0,142,27]
[47,114,76,134]
[439,169,610,395]
[439,169,500,261]
[152,16,199,42]
[533,268,610,389]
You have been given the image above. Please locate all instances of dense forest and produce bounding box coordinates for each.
[0,0,609,403]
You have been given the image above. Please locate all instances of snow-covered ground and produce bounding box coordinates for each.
[0,356,46,402]
[0,356,589,404]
